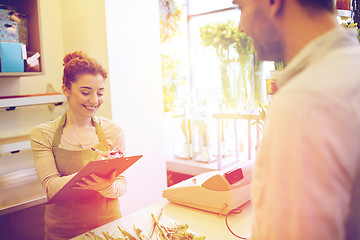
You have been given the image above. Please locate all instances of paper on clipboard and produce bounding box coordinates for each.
[47,155,143,204]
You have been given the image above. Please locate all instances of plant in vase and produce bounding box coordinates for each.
[200,21,260,110]
[257,61,283,132]
[274,61,284,71]
[233,29,255,108]
[266,61,284,96]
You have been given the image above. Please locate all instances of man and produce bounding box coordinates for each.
[231,0,360,239]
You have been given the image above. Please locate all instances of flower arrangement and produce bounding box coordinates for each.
[199,21,264,110]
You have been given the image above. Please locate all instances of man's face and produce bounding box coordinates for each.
[233,0,283,61]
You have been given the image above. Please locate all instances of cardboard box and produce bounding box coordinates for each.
[0,42,25,72]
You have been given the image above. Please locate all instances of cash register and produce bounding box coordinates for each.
[163,160,254,215]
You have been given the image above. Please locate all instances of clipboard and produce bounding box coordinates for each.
[47,155,143,204]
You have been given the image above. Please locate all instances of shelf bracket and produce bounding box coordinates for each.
[6,106,16,111]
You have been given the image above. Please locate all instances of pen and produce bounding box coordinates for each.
[91,148,106,154]
[92,147,124,158]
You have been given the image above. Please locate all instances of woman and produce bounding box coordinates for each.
[30,51,126,239]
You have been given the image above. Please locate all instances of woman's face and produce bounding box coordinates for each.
[63,73,105,119]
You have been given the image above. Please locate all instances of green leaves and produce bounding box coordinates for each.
[199,21,253,62]
[159,0,183,43]
[200,21,259,110]
[161,54,185,112]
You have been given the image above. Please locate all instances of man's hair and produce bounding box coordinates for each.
[297,0,334,12]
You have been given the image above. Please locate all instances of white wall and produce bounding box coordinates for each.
[105,0,170,216]
[59,0,112,118]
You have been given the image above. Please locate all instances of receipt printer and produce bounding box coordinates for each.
[163,160,254,215]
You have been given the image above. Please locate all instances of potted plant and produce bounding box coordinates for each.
[265,61,284,95]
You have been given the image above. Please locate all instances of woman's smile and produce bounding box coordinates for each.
[63,73,105,119]
[83,105,98,111]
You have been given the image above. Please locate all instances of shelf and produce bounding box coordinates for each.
[0,0,43,76]
[0,92,66,110]
[166,155,246,176]
[213,111,261,120]
[0,72,43,77]
[0,135,29,145]
[0,135,31,155]
[0,135,30,154]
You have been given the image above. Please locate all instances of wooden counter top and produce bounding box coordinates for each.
[72,200,252,240]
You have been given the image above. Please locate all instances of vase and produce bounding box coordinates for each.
[266,70,283,95]
[199,146,210,163]
[184,142,193,159]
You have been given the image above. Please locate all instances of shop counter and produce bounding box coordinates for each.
[72,200,252,240]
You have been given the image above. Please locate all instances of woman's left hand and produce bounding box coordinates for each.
[73,170,117,192]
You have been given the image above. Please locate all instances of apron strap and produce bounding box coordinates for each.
[93,120,109,152]
[52,113,109,151]
[52,113,67,148]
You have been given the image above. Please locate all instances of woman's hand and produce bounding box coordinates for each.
[73,170,117,192]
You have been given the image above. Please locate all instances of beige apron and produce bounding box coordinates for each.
[45,113,121,240]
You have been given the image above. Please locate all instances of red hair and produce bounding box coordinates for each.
[62,51,108,89]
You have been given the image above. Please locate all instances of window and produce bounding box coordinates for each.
[160,0,273,114]
[160,0,272,162]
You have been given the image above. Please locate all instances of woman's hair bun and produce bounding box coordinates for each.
[63,51,88,66]
[62,51,108,88]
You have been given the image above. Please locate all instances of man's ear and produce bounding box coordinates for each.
[62,84,70,98]
[268,0,283,16]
